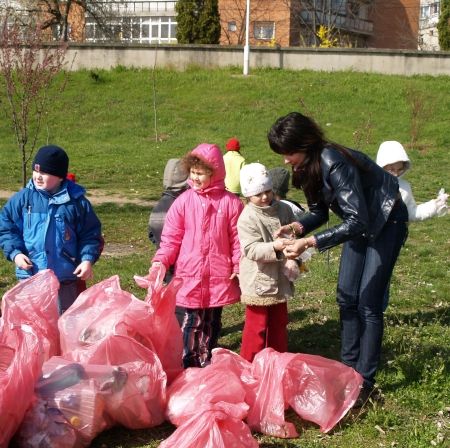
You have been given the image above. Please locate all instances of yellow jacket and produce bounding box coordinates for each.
[223,151,246,194]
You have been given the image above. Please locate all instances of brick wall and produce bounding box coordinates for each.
[369,0,420,49]
[219,0,292,47]
[68,3,86,42]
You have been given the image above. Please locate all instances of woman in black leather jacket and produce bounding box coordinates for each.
[268,112,408,407]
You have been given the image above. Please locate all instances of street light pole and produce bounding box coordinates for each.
[243,0,250,75]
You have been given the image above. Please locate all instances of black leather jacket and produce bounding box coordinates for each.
[299,146,400,251]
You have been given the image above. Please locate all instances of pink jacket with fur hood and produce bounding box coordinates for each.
[153,143,243,308]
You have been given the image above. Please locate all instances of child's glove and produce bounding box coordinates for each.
[282,258,300,282]
[435,188,448,217]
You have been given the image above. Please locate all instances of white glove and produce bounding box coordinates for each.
[282,259,300,282]
[435,188,448,217]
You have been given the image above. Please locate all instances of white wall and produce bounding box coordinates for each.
[57,43,450,76]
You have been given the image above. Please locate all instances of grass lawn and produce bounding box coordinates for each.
[0,67,449,447]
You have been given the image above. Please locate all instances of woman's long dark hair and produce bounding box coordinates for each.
[268,112,364,201]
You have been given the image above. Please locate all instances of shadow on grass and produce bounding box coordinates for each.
[90,422,175,448]
[288,308,341,361]
[386,305,450,327]
[380,305,450,392]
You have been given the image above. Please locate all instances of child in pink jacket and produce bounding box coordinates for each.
[152,143,243,368]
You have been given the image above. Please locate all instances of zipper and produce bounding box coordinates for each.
[27,205,31,228]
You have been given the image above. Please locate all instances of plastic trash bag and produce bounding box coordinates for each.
[59,274,183,384]
[0,325,44,448]
[165,359,247,427]
[16,357,110,447]
[134,264,183,383]
[59,276,157,360]
[1,269,60,359]
[67,334,167,429]
[159,401,259,448]
[247,348,363,437]
[210,348,258,407]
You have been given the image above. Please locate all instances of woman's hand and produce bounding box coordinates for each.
[273,221,303,239]
[273,238,295,251]
[283,237,315,259]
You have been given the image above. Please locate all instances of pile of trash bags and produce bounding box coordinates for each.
[0,266,363,447]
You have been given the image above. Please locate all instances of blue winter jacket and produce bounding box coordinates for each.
[0,179,102,281]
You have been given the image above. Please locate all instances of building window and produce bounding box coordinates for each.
[228,21,237,32]
[85,15,177,43]
[254,21,274,40]
[431,2,440,15]
[420,5,430,19]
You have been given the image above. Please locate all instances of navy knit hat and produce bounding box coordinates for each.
[32,145,69,178]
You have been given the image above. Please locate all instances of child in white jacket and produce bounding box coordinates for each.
[376,141,448,220]
[376,140,448,311]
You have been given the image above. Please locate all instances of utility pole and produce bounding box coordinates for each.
[243,0,250,75]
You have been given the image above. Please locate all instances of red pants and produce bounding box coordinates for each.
[240,302,288,362]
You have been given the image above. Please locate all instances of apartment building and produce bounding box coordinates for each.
[418,0,441,50]
[2,1,430,50]
[84,1,177,43]
[368,0,420,49]
[219,0,374,48]
[0,0,178,43]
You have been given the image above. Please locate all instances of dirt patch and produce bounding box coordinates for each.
[0,190,154,259]
[0,189,155,207]
[102,242,140,257]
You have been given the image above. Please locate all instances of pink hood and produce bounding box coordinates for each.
[153,144,243,309]
[187,143,226,192]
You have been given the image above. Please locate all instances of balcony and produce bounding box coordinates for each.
[90,1,177,16]
[300,10,373,35]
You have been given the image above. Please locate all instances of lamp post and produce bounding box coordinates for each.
[243,0,250,75]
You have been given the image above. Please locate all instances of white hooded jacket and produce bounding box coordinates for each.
[376,141,442,221]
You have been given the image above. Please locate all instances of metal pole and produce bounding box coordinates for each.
[243,0,250,75]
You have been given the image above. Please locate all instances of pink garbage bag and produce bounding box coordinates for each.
[66,334,167,429]
[0,325,44,448]
[166,360,247,427]
[134,264,183,383]
[16,358,110,448]
[58,276,157,360]
[59,274,183,384]
[210,348,258,407]
[1,269,60,358]
[247,348,363,437]
[159,401,259,448]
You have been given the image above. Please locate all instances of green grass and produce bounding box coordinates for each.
[0,67,449,447]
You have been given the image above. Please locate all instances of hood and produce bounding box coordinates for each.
[163,158,189,190]
[188,143,226,192]
[27,179,86,203]
[376,141,411,175]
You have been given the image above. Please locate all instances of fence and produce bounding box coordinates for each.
[58,43,450,76]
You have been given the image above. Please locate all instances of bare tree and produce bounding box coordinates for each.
[220,0,247,45]
[220,0,374,47]
[6,0,125,42]
[220,0,291,45]
[285,0,375,47]
[0,12,68,186]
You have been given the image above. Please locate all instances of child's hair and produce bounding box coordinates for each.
[182,154,214,175]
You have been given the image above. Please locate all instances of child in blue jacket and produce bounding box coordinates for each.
[0,145,103,314]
